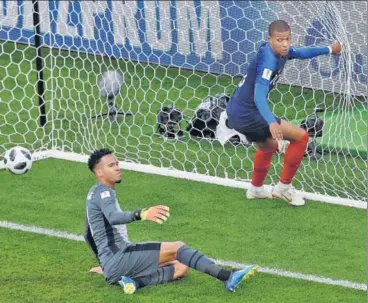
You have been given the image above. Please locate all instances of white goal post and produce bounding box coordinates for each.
[0,1,366,209]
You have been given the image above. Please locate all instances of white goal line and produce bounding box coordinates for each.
[0,220,365,292]
[0,149,366,209]
[50,150,368,209]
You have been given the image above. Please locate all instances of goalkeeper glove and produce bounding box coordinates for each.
[134,205,170,224]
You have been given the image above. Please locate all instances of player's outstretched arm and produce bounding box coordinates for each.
[101,197,170,225]
[289,41,342,59]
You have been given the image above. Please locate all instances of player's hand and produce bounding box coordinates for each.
[140,205,170,224]
[89,266,103,275]
[330,42,342,55]
[269,122,283,140]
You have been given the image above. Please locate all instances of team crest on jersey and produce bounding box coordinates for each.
[262,68,273,80]
[100,191,111,199]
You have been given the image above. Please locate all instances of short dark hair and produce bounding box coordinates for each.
[269,20,291,36]
[88,148,113,172]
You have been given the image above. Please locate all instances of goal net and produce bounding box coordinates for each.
[0,1,366,207]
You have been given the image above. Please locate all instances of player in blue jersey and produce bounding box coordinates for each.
[226,20,341,206]
[84,148,259,294]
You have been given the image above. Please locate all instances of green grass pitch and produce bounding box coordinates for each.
[0,159,366,302]
[0,40,366,302]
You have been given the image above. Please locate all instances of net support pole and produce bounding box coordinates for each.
[32,0,46,127]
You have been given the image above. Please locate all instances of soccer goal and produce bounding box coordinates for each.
[0,1,366,208]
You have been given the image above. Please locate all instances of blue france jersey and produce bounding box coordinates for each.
[226,42,330,131]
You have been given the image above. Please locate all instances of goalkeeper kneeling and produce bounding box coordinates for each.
[84,148,259,294]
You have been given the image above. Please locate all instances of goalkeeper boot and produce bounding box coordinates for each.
[246,185,272,199]
[224,264,259,292]
[272,182,305,206]
[118,276,137,294]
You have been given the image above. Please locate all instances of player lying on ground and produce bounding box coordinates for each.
[226,20,341,206]
[84,148,258,294]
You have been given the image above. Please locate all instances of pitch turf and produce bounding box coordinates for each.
[0,159,366,303]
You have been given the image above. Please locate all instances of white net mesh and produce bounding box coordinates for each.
[0,1,366,202]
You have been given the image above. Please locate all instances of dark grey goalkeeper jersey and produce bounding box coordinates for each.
[84,183,137,269]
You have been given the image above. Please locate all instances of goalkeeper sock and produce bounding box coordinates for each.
[280,132,309,184]
[176,245,231,281]
[133,265,175,288]
[251,145,278,187]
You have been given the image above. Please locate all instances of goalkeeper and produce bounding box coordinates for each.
[84,148,258,294]
[226,20,341,206]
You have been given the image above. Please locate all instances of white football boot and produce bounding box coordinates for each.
[246,185,272,199]
[272,182,305,206]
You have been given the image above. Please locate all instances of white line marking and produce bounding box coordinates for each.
[0,220,366,291]
[1,220,84,241]
[213,259,366,291]
[48,150,368,209]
